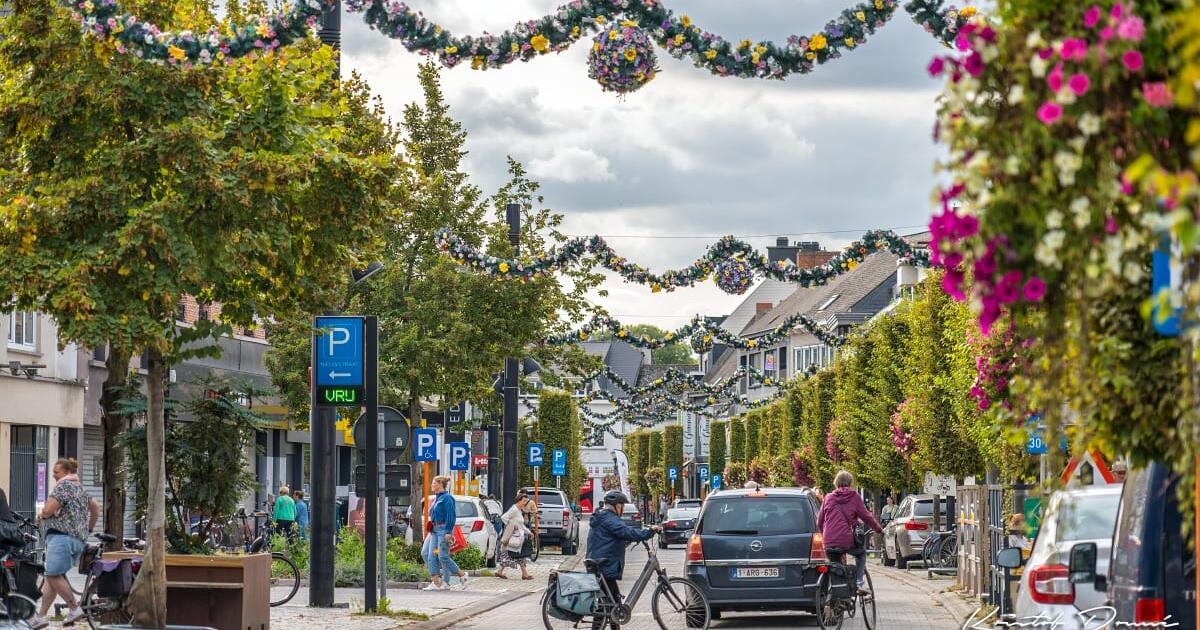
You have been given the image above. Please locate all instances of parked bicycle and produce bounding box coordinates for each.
[921,529,958,570]
[78,532,142,630]
[225,508,300,607]
[541,538,709,630]
[0,515,43,624]
[808,545,877,630]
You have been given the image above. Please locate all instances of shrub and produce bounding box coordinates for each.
[768,454,793,487]
[724,462,746,488]
[451,545,485,571]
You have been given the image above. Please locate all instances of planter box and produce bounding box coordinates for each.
[109,552,270,630]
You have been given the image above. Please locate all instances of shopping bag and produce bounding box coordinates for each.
[450,525,469,554]
[506,527,526,553]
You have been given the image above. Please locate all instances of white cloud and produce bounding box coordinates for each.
[529,147,616,183]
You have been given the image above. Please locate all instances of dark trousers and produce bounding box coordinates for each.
[592,576,622,630]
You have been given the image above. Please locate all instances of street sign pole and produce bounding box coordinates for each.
[364,317,378,612]
[309,324,335,606]
[377,407,387,605]
[502,203,520,509]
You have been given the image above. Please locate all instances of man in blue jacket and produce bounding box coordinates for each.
[586,491,661,629]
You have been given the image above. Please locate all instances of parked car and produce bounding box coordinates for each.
[520,487,581,555]
[660,506,700,548]
[685,487,824,620]
[1010,485,1122,628]
[404,494,499,567]
[618,502,643,529]
[673,498,703,510]
[1070,462,1196,629]
[882,494,956,569]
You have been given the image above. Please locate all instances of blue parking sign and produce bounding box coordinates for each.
[711,473,723,490]
[551,448,567,477]
[698,464,709,481]
[449,442,470,471]
[527,442,545,467]
[668,466,679,481]
[414,428,439,462]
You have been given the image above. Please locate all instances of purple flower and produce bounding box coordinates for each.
[942,271,966,301]
[928,57,945,76]
[956,214,980,238]
[1084,5,1103,28]
[963,52,984,77]
[974,254,997,277]
[1023,277,1047,302]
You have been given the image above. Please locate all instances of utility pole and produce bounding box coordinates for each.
[502,203,520,509]
[364,316,379,611]
[487,413,500,500]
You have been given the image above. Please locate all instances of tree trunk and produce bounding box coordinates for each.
[100,348,131,552]
[408,392,424,542]
[129,346,168,628]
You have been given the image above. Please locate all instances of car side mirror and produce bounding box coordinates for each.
[996,546,1025,569]
[1069,542,1107,591]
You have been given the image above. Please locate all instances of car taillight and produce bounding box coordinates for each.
[471,520,484,532]
[663,521,677,529]
[562,509,571,521]
[2,560,13,569]
[1028,564,1073,605]
[810,532,827,562]
[1135,597,1166,622]
[686,534,704,564]
[904,521,929,531]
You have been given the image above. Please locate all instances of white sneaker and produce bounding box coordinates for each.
[457,575,469,590]
[28,616,48,630]
[64,607,85,625]
[422,582,442,591]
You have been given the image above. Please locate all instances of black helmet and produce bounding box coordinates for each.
[603,491,629,506]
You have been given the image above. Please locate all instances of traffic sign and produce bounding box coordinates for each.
[923,472,956,496]
[1026,433,1048,455]
[472,455,488,468]
[698,464,709,481]
[449,442,471,471]
[414,428,439,462]
[355,464,412,501]
[551,448,567,477]
[353,407,409,460]
[314,317,364,406]
[667,466,679,482]
[527,442,545,467]
[711,473,723,490]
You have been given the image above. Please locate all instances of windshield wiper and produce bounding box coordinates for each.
[714,529,758,535]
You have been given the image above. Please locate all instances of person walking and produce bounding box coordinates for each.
[424,475,468,591]
[881,495,898,522]
[817,470,883,594]
[495,491,533,580]
[31,458,99,630]
[273,485,296,539]
[293,489,310,541]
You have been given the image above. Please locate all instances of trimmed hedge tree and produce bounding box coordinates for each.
[535,389,585,499]
[709,420,727,481]
[662,424,683,496]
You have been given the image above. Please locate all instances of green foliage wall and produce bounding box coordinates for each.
[534,389,585,499]
[744,412,760,465]
[728,417,745,465]
[709,420,727,479]
[662,424,684,494]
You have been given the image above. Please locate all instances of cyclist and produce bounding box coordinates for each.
[586,491,661,630]
[816,470,882,594]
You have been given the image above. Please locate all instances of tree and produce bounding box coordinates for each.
[648,429,664,498]
[662,425,683,497]
[0,0,399,620]
[708,420,727,481]
[728,417,745,464]
[534,390,584,499]
[744,412,761,465]
[798,371,837,490]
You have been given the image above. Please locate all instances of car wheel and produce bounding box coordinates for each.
[895,537,909,570]
[882,539,895,567]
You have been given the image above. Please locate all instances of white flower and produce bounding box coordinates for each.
[1043,229,1066,251]
[982,45,1000,63]
[1031,55,1048,78]
[1046,210,1064,229]
[1068,136,1088,153]
[1035,242,1062,268]
[1026,30,1046,49]
[1057,86,1077,105]
[1004,156,1021,175]
[1078,112,1101,136]
[1124,261,1144,283]
[1007,84,1025,105]
[1070,196,1090,214]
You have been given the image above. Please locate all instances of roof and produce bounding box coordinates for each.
[580,340,644,398]
[716,279,797,336]
[702,346,740,385]
[741,251,901,337]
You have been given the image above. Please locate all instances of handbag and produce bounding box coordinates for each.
[836,501,866,550]
[516,532,535,559]
[449,525,469,555]
[506,527,526,553]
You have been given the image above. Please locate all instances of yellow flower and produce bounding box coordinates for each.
[167,45,186,61]
[618,329,628,338]
[82,0,93,10]
[848,260,859,270]
[665,332,675,341]
[704,49,718,60]
[141,290,150,301]
[511,42,520,53]
[445,45,457,54]
[595,15,606,25]
[739,39,752,50]
[856,11,866,21]
[530,34,549,52]
[681,14,692,28]
[673,34,684,46]
[809,33,827,50]
[471,56,484,69]
[961,6,977,17]
[805,52,815,60]
[845,37,856,47]
[624,47,637,62]
[215,51,225,62]
[748,339,758,348]
[579,332,589,340]
[571,25,580,38]
[755,44,767,54]
[751,52,760,64]
[593,42,601,52]
[620,19,639,28]
[875,0,884,8]
[498,262,510,273]
[608,29,619,41]
[651,282,661,292]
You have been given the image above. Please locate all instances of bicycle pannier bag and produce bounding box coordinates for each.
[93,558,134,598]
[553,571,600,618]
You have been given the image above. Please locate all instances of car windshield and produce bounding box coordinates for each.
[700,496,814,535]
[1053,491,1120,541]
[455,501,478,518]
[667,508,698,520]
[530,492,564,506]
[913,498,955,516]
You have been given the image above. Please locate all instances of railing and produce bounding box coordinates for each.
[957,482,1036,616]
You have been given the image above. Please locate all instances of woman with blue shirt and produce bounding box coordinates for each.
[293,489,310,540]
[424,475,468,591]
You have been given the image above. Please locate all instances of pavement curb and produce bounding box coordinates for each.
[404,589,532,630]
[882,565,978,624]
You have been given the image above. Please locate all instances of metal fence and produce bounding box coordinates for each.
[957,482,1036,615]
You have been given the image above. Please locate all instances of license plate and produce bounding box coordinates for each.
[733,567,779,579]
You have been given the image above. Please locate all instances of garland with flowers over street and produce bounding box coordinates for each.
[589,365,775,398]
[438,227,928,296]
[547,312,847,350]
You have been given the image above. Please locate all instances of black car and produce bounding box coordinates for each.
[1070,461,1196,628]
[685,487,824,619]
[659,507,700,548]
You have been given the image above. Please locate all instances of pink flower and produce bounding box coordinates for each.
[1122,49,1144,71]
[1037,101,1063,125]
[974,254,997,277]
[1068,73,1091,96]
[942,271,966,301]
[1142,82,1174,108]
[1117,16,1145,42]
[955,32,971,52]
[956,214,980,239]
[927,57,945,76]
[1100,26,1115,42]
[1084,5,1103,28]
[1060,38,1089,62]
[1047,62,1064,92]
[964,52,984,77]
[943,252,964,268]
[1023,277,1047,302]
[1105,215,1119,234]
[1111,3,1126,20]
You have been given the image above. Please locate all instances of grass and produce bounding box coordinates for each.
[351,597,431,621]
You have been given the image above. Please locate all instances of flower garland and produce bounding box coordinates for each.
[588,20,660,94]
[438,227,930,295]
[588,365,774,398]
[548,312,847,350]
[64,0,332,66]
[344,0,971,92]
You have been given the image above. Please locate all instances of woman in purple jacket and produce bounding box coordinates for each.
[816,470,883,593]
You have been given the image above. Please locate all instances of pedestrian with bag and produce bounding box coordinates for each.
[31,458,99,630]
[495,491,533,580]
[424,475,468,591]
[816,470,883,595]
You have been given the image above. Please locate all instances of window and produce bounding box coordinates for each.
[699,496,815,535]
[763,350,777,381]
[175,302,187,323]
[817,294,840,311]
[778,348,788,379]
[748,353,762,389]
[7,311,36,350]
[454,500,479,518]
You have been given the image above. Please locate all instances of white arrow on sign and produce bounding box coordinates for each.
[329,371,351,379]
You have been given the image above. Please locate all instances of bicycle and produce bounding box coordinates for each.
[227,508,300,607]
[541,538,710,630]
[921,529,957,570]
[807,546,876,630]
[79,532,141,630]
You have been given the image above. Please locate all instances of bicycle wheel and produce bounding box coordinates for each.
[936,536,958,568]
[269,552,300,607]
[530,533,541,563]
[651,576,710,630]
[859,570,877,630]
[82,576,131,630]
[814,575,844,630]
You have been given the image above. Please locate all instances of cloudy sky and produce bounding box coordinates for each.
[339,1,950,328]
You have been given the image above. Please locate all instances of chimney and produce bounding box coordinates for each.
[755,303,772,315]
[795,242,837,269]
[776,237,789,247]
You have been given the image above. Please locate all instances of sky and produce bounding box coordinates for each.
[339,0,950,329]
